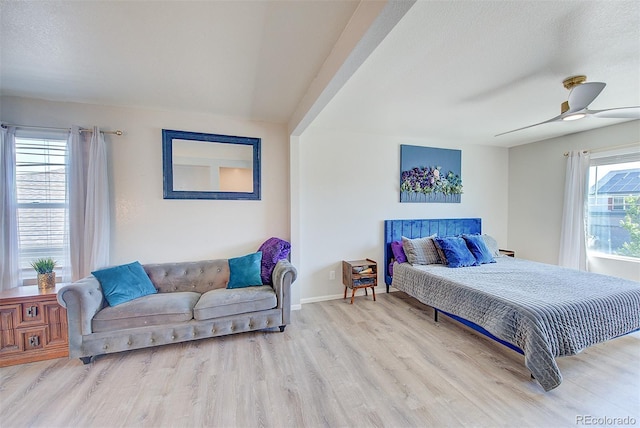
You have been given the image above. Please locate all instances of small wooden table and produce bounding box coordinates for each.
[342,259,377,304]
[0,284,69,367]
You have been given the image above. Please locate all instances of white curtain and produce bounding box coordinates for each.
[1,127,20,291]
[68,126,110,280]
[67,126,85,282]
[558,150,590,270]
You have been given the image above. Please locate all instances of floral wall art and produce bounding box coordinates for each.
[400,145,463,203]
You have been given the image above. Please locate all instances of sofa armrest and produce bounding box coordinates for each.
[57,276,105,356]
[272,259,297,325]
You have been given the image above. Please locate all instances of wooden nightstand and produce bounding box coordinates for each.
[499,249,515,257]
[0,284,69,367]
[342,259,377,304]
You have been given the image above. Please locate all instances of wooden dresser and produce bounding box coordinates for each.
[0,285,68,367]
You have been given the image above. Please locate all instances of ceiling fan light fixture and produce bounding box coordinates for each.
[562,113,586,121]
[496,75,639,137]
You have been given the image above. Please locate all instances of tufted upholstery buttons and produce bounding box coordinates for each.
[63,258,296,362]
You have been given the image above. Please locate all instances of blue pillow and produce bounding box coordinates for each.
[227,252,264,289]
[433,237,478,268]
[463,234,496,264]
[92,261,157,306]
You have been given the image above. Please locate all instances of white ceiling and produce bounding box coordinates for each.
[311,0,640,147]
[0,0,360,123]
[1,1,639,148]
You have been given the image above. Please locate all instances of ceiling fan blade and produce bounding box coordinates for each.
[567,82,606,112]
[495,114,563,137]
[587,106,640,119]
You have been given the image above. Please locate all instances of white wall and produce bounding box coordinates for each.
[508,120,640,280]
[294,127,509,303]
[1,96,291,266]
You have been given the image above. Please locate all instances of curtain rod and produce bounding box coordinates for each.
[1,123,123,135]
[563,142,639,156]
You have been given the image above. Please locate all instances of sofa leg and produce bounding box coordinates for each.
[79,356,92,365]
[279,325,286,332]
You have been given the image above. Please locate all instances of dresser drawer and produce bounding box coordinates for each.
[19,301,45,326]
[0,285,69,366]
[19,326,47,351]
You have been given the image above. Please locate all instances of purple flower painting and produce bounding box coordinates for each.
[400,145,462,203]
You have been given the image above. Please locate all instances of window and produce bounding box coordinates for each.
[586,150,640,259]
[609,196,629,211]
[15,133,68,282]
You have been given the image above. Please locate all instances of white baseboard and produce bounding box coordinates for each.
[300,293,345,305]
[297,287,398,307]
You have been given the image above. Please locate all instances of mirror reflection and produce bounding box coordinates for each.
[172,140,253,192]
[162,129,261,200]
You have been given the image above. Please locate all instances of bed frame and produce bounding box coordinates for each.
[383,218,524,356]
[384,218,481,288]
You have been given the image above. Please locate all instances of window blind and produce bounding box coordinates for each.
[15,136,68,271]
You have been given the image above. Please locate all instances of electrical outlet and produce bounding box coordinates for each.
[329,270,336,280]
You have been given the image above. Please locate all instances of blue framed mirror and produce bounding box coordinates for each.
[162,129,261,200]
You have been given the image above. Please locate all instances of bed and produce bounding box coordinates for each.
[384,218,640,391]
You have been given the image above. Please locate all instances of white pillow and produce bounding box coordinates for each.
[481,234,500,257]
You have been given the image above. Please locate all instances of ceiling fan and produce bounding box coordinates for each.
[496,75,640,136]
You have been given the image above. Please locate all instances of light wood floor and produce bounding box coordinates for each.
[1,291,638,428]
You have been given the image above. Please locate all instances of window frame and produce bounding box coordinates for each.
[585,147,640,262]
[14,130,69,284]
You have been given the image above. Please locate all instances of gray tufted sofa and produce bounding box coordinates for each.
[57,258,297,363]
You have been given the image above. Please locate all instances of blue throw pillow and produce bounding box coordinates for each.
[92,261,157,306]
[434,237,478,268]
[227,252,264,289]
[463,234,496,264]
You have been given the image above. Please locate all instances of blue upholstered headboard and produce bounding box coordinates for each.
[383,218,481,285]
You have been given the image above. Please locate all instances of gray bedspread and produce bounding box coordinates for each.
[391,257,640,391]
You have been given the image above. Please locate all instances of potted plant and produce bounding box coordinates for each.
[31,258,57,289]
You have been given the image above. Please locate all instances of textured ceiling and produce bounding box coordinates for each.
[1,1,638,148]
[0,0,360,123]
[311,0,640,147]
